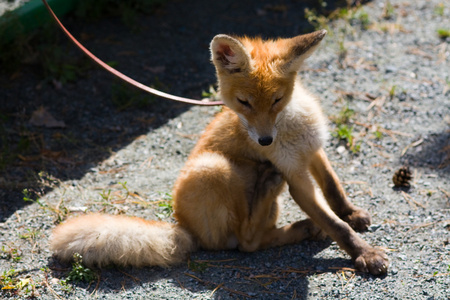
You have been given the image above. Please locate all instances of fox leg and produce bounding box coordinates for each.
[236,162,324,252]
[257,219,325,249]
[173,152,248,250]
[287,172,388,275]
[309,148,371,232]
[174,154,323,253]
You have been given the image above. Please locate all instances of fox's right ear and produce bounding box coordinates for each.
[210,35,251,74]
[281,29,327,74]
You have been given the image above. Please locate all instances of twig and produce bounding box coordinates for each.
[55,191,65,213]
[342,181,373,197]
[401,138,424,157]
[401,191,417,210]
[327,267,357,272]
[291,289,297,300]
[377,246,398,253]
[98,166,128,174]
[406,47,433,59]
[343,271,356,289]
[205,263,254,270]
[31,241,39,259]
[43,272,62,299]
[336,268,356,292]
[176,132,200,140]
[210,283,224,297]
[90,273,101,297]
[139,156,154,169]
[438,187,450,204]
[184,273,252,298]
[431,273,450,277]
[175,277,186,290]
[366,96,386,112]
[366,140,385,149]
[335,90,377,101]
[353,121,414,139]
[48,266,70,272]
[342,181,368,185]
[14,211,21,223]
[404,220,450,232]
[401,191,426,209]
[245,274,280,290]
[282,267,314,275]
[194,258,237,263]
[119,270,141,283]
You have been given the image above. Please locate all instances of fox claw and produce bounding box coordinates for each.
[354,248,389,275]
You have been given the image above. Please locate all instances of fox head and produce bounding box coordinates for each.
[210,30,326,146]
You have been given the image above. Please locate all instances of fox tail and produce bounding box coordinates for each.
[49,214,196,267]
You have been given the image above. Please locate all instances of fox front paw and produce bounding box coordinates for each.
[255,162,284,197]
[342,208,372,232]
[354,248,389,275]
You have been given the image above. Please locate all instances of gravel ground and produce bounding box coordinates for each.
[1,0,449,299]
[0,0,29,16]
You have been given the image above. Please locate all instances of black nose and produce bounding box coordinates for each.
[258,136,273,146]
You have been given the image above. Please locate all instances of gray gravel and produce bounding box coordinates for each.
[1,0,449,299]
[0,0,30,16]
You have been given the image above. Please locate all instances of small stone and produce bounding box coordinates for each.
[385,66,398,73]
[337,145,346,154]
[368,224,381,232]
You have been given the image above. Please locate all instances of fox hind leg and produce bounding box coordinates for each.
[173,152,246,250]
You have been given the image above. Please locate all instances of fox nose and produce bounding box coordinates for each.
[258,136,273,146]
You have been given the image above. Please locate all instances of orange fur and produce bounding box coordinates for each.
[50,30,388,275]
[50,214,195,267]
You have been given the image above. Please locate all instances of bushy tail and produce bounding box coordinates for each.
[49,214,197,268]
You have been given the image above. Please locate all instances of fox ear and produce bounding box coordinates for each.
[281,29,327,74]
[210,34,251,74]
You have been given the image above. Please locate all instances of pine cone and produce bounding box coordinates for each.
[393,166,413,188]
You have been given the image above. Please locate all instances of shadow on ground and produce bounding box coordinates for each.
[402,130,450,173]
[49,239,359,299]
[0,0,362,220]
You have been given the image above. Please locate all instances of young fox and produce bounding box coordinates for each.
[51,30,389,275]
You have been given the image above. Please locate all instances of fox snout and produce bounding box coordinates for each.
[247,126,278,147]
[258,136,273,146]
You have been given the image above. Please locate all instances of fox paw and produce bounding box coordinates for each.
[342,208,372,232]
[292,219,327,241]
[354,248,389,275]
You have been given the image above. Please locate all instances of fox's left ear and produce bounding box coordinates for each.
[281,29,327,74]
[210,34,252,74]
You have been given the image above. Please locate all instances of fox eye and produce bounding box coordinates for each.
[272,97,283,106]
[237,98,251,108]
[274,97,282,104]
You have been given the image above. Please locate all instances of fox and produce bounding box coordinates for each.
[50,30,389,275]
